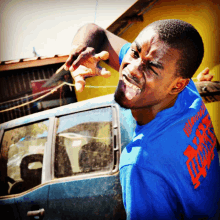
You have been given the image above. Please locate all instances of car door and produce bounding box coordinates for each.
[0,196,19,220]
[0,118,53,220]
[47,105,126,220]
[0,128,20,220]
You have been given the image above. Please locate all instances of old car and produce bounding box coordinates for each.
[0,94,136,220]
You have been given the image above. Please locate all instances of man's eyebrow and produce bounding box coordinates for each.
[149,60,164,70]
[134,40,141,52]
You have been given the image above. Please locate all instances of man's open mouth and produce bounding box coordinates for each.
[122,75,141,100]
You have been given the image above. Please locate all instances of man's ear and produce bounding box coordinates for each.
[169,78,190,95]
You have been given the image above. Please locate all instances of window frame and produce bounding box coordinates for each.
[0,117,53,196]
[51,104,121,181]
[0,102,122,192]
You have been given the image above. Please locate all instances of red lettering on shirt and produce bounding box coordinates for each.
[183,103,206,137]
[183,114,216,189]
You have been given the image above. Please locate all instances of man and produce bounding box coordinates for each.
[64,19,220,219]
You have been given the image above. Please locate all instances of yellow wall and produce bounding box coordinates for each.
[75,62,119,101]
[76,0,220,141]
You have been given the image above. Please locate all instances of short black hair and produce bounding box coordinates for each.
[145,19,204,79]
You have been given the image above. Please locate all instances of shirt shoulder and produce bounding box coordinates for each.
[119,43,131,65]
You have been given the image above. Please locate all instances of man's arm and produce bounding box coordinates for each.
[65,23,128,72]
[61,23,128,92]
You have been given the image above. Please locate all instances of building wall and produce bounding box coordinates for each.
[0,63,76,123]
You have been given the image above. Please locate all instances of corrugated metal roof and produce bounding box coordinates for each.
[0,55,68,71]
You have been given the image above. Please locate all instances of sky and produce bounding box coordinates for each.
[0,0,136,61]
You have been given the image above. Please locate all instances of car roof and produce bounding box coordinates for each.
[0,94,116,130]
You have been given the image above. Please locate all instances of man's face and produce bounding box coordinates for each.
[114,28,181,110]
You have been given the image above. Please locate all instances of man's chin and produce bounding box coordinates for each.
[114,91,131,110]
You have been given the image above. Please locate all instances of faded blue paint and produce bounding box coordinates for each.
[48,175,125,219]
[15,185,49,219]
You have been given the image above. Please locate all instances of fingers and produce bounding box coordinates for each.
[64,54,75,71]
[70,65,92,92]
[74,75,85,93]
[197,67,213,81]
[69,47,95,72]
[94,51,109,61]
[70,65,111,92]
[64,45,87,71]
[64,47,111,92]
[99,67,111,78]
[70,65,93,78]
[204,74,214,81]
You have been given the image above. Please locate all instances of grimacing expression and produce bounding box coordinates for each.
[114,28,181,110]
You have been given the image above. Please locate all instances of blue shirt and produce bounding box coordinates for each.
[119,43,220,220]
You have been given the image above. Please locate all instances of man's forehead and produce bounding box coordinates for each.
[135,27,158,46]
[134,29,178,59]
[133,35,169,61]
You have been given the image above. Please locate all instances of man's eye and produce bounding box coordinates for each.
[147,66,158,76]
[144,62,159,76]
[143,65,158,77]
[131,49,139,58]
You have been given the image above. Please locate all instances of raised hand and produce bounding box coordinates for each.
[64,46,111,92]
[197,67,213,81]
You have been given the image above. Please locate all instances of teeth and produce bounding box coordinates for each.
[125,91,133,100]
[123,76,140,91]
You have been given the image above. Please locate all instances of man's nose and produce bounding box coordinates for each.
[127,59,142,78]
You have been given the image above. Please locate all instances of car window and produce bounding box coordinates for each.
[54,107,113,178]
[0,120,49,196]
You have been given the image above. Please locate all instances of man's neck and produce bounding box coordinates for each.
[131,95,178,126]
